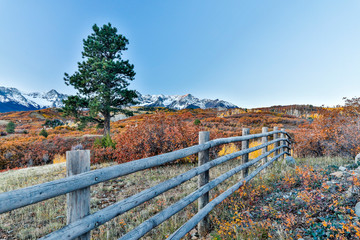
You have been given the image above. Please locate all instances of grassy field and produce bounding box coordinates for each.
[0,156,254,239]
[0,156,354,239]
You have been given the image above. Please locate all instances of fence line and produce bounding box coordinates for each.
[0,130,290,214]
[120,145,287,240]
[0,128,292,240]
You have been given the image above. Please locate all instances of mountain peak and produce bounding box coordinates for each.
[0,86,238,112]
[136,93,237,110]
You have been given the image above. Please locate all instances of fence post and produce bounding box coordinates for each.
[241,128,250,178]
[273,127,279,157]
[280,128,285,160]
[66,150,91,240]
[198,131,210,237]
[262,127,268,166]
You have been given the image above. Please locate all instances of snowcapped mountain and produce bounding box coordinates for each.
[136,93,238,110]
[0,86,238,112]
[23,89,67,108]
[0,87,67,112]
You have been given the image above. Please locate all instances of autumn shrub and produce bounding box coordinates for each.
[218,143,240,157]
[293,107,360,158]
[53,154,66,164]
[249,140,275,159]
[92,113,201,164]
[0,136,94,170]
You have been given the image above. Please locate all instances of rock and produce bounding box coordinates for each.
[295,196,306,207]
[356,153,360,164]
[355,202,360,217]
[285,156,296,167]
[345,186,359,198]
[330,171,344,178]
[347,176,355,182]
[324,181,340,193]
[339,166,347,171]
[111,113,128,122]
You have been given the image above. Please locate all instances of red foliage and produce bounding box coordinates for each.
[92,113,201,164]
[292,108,360,158]
[0,136,94,170]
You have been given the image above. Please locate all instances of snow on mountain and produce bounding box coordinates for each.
[0,86,238,112]
[23,89,67,108]
[136,93,238,110]
[0,87,68,112]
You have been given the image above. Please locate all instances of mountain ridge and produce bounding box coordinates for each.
[0,86,238,112]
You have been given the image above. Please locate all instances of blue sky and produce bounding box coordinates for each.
[0,1,359,108]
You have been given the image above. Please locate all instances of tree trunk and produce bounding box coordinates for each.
[104,113,111,137]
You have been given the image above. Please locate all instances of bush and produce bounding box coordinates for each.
[93,135,116,149]
[6,121,15,134]
[39,128,48,138]
[0,136,95,170]
[292,107,360,158]
[92,113,201,164]
[194,119,201,125]
[43,119,64,128]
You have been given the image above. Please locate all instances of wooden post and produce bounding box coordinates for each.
[241,128,250,178]
[66,150,91,240]
[273,127,279,157]
[262,127,268,166]
[280,128,285,160]
[198,131,210,237]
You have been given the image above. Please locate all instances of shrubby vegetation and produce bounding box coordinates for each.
[1,98,359,171]
[39,128,48,138]
[6,121,15,134]
[292,97,360,158]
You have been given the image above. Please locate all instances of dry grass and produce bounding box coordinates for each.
[0,156,249,240]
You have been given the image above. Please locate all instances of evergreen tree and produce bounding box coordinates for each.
[63,23,137,136]
[39,128,48,138]
[6,121,15,134]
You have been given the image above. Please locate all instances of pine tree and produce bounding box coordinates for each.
[63,23,137,136]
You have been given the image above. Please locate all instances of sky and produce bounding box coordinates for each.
[0,0,360,108]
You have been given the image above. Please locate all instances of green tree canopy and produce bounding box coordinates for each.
[63,23,137,136]
[6,121,15,134]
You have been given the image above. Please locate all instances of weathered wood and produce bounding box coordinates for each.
[119,145,285,240]
[280,128,285,160]
[262,127,268,165]
[0,142,210,214]
[42,138,288,240]
[0,130,290,214]
[198,131,210,237]
[167,151,289,240]
[241,128,250,178]
[66,150,90,240]
[273,127,279,157]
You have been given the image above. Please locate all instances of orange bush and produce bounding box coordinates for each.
[292,107,360,158]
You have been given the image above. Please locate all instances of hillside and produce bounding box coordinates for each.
[1,105,360,239]
[0,107,306,171]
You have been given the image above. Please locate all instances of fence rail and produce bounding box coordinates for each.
[0,128,292,240]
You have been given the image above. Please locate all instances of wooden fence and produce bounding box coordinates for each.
[0,127,292,240]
